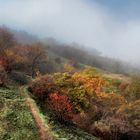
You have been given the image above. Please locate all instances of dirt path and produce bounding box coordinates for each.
[20,87,55,140]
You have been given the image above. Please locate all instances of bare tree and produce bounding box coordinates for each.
[21,43,47,77]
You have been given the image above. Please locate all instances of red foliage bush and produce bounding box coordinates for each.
[47,92,74,122]
[0,56,10,72]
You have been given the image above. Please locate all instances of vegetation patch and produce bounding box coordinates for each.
[0,87,39,140]
[29,67,140,140]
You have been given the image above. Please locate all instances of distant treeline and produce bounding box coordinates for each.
[43,38,139,75]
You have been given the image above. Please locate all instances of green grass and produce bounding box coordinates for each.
[0,86,39,140]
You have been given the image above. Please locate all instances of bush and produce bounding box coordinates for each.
[95,92,127,109]
[53,72,74,88]
[68,86,90,112]
[47,92,74,122]
[128,76,140,100]
[119,100,140,128]
[113,100,140,139]
[0,66,8,87]
[10,71,30,85]
[28,75,55,102]
[0,56,11,72]
[72,70,107,95]
[28,69,140,139]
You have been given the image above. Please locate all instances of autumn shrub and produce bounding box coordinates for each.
[0,66,8,87]
[53,72,74,88]
[71,92,127,140]
[90,118,130,140]
[53,71,98,113]
[47,92,74,122]
[82,66,101,77]
[67,86,90,112]
[10,71,30,85]
[128,76,140,100]
[28,75,55,102]
[88,100,138,140]
[28,69,140,139]
[63,63,76,73]
[48,72,91,114]
[0,56,10,72]
[72,92,128,139]
[72,72,107,95]
[95,92,127,109]
[118,100,140,129]
[90,121,111,140]
[72,105,101,131]
[72,112,92,130]
[113,100,140,139]
[28,69,140,140]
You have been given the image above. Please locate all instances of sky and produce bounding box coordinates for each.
[0,0,140,65]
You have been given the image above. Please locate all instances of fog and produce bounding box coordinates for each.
[0,0,140,65]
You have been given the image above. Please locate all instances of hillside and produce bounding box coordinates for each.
[8,28,140,75]
[0,27,140,140]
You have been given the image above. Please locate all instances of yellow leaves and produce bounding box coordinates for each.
[5,48,27,64]
[68,86,90,112]
[95,92,127,109]
[72,71,107,94]
[64,63,76,73]
[82,66,100,77]
[97,92,109,98]
[93,121,110,133]
[5,49,14,56]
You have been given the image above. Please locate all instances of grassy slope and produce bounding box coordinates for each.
[0,86,40,140]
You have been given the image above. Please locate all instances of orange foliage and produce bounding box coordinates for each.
[48,92,74,121]
[64,63,76,73]
[72,73,107,94]
[5,48,26,64]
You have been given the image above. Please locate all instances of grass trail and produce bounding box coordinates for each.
[20,86,55,140]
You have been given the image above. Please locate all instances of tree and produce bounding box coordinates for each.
[4,47,26,72]
[18,43,47,77]
[0,27,15,55]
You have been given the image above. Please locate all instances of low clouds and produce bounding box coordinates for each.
[0,0,140,64]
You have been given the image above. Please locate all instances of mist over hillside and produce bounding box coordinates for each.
[1,0,140,65]
[6,28,138,75]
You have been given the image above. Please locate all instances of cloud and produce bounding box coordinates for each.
[0,0,140,64]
